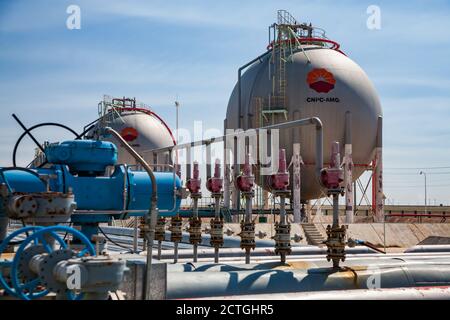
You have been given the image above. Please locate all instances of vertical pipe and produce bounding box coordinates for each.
[331,141,341,228]
[214,196,220,263]
[233,136,240,219]
[332,194,339,228]
[206,143,212,180]
[344,111,354,224]
[238,70,242,129]
[292,143,301,223]
[193,197,199,263]
[245,195,253,223]
[133,217,138,253]
[186,146,192,181]
[174,242,178,264]
[157,240,162,259]
[279,195,287,264]
[223,120,230,211]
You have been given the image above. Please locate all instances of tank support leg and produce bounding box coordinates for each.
[292,143,302,223]
[344,111,354,224]
[374,116,384,222]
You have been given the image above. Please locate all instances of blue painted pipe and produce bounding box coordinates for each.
[0,165,181,216]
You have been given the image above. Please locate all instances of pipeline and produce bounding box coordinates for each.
[102,127,157,300]
[164,262,450,299]
[192,286,450,300]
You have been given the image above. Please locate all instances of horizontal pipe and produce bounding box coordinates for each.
[405,245,450,253]
[164,255,450,273]
[385,214,448,218]
[191,286,450,300]
[166,263,450,299]
[156,245,374,260]
[101,226,275,248]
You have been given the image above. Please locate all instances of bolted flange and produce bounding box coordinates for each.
[209,218,224,248]
[187,216,202,245]
[273,222,292,256]
[239,220,256,251]
[154,217,166,242]
[169,215,183,243]
[325,224,347,268]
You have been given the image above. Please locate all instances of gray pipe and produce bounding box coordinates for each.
[165,263,450,299]
[156,245,375,260]
[192,286,450,300]
[405,245,450,253]
[103,127,157,300]
[163,254,450,272]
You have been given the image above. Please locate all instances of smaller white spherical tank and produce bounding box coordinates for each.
[93,108,175,165]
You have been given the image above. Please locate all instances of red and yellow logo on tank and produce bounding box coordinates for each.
[120,127,139,142]
[306,68,336,93]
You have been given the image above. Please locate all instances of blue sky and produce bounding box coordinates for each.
[1,0,450,205]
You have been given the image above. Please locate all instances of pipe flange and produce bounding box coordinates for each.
[169,216,183,242]
[17,244,46,283]
[325,225,347,266]
[209,218,224,247]
[239,220,256,250]
[155,217,166,242]
[273,222,292,255]
[38,248,74,295]
[187,217,202,245]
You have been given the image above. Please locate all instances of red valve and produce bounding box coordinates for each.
[186,161,201,194]
[320,168,343,189]
[206,159,223,193]
[236,154,255,192]
[320,141,344,189]
[270,149,290,191]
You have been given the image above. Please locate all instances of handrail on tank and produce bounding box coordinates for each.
[267,37,346,56]
[142,117,324,184]
[104,106,177,146]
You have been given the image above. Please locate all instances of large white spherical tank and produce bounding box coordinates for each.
[95,110,175,165]
[226,45,382,200]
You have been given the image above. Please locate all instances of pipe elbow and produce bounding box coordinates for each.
[311,117,323,129]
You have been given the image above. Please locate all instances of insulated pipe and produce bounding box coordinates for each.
[162,254,450,272]
[165,263,450,299]
[193,197,199,262]
[103,127,157,301]
[161,252,450,268]
[405,245,450,253]
[192,286,450,300]
[155,246,376,260]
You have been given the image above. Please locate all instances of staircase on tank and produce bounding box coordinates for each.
[302,223,326,246]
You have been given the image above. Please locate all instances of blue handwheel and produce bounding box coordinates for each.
[0,226,44,297]
[11,226,95,300]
